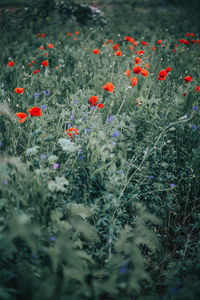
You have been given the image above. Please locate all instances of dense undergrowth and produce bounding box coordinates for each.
[0,0,200,299]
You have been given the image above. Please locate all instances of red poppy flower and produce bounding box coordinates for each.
[135,57,141,64]
[32,69,40,75]
[191,40,196,44]
[90,96,98,106]
[48,44,53,48]
[16,112,27,123]
[138,50,144,55]
[184,75,192,83]
[152,46,156,51]
[93,48,99,54]
[141,41,147,46]
[44,53,48,56]
[173,49,176,53]
[41,33,45,37]
[166,67,172,72]
[130,38,135,43]
[73,37,77,41]
[191,33,195,37]
[40,46,44,50]
[75,31,79,35]
[130,77,138,87]
[145,62,150,69]
[15,88,24,94]
[28,106,42,116]
[8,61,14,67]
[115,50,122,56]
[103,82,114,93]
[107,39,113,43]
[66,32,71,36]
[97,102,104,109]
[174,44,178,48]
[129,45,134,50]
[159,70,168,78]
[113,43,120,51]
[157,40,162,44]
[133,66,141,74]
[125,69,131,77]
[41,60,48,67]
[194,86,200,92]
[158,76,166,80]
[125,36,131,41]
[141,68,149,77]
[66,127,78,139]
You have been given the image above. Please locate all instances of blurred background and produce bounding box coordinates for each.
[0,0,199,43]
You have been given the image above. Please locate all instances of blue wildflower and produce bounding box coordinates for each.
[44,90,50,95]
[119,261,128,274]
[50,236,56,242]
[70,114,75,121]
[192,125,198,131]
[68,123,72,128]
[41,105,46,110]
[112,131,120,138]
[85,128,90,133]
[170,183,176,188]
[3,179,8,184]
[107,116,114,123]
[41,154,47,159]
[0,141,3,147]
[193,106,198,111]
[149,175,154,179]
[34,92,39,99]
[73,100,77,105]
[90,123,94,127]
[80,155,83,159]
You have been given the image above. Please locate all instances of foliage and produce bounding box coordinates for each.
[0,0,200,299]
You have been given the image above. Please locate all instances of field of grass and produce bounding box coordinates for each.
[0,1,200,299]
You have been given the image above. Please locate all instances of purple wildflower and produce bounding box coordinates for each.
[41,154,47,159]
[53,163,59,170]
[44,90,50,95]
[85,128,90,133]
[170,183,176,188]
[149,175,154,179]
[41,105,46,110]
[192,124,198,131]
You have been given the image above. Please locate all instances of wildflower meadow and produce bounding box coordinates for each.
[0,0,200,299]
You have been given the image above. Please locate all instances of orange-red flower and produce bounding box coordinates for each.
[135,57,141,64]
[75,31,79,35]
[40,46,44,50]
[124,36,131,41]
[15,88,24,94]
[90,96,98,106]
[184,75,192,83]
[125,69,131,77]
[48,44,53,48]
[97,102,104,109]
[103,82,114,93]
[41,33,45,37]
[16,112,27,123]
[115,50,122,56]
[41,60,48,67]
[113,43,120,51]
[157,40,162,44]
[93,48,99,54]
[8,61,14,67]
[32,69,40,75]
[130,77,138,87]
[141,41,147,46]
[141,68,149,77]
[66,32,71,36]
[158,76,166,80]
[28,106,42,116]
[145,62,150,69]
[66,127,78,139]
[159,70,168,78]
[138,50,144,55]
[152,46,156,51]
[194,86,200,92]
[133,66,141,74]
[129,45,134,50]
[166,67,172,72]
[107,39,113,43]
